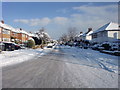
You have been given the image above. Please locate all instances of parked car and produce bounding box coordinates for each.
[83,44,88,49]
[110,43,120,51]
[101,43,111,50]
[47,43,53,48]
[4,42,15,51]
[47,46,53,48]
[13,43,21,50]
[19,44,26,49]
[0,42,5,51]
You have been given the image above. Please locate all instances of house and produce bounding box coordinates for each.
[82,28,93,41]
[91,22,120,43]
[75,32,83,42]
[16,28,29,44]
[0,20,11,42]
[0,22,2,41]
[0,20,33,44]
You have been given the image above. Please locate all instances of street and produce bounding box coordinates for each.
[2,45,118,88]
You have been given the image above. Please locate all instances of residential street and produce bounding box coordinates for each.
[2,45,118,88]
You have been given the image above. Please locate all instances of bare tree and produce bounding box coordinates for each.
[67,27,78,41]
[60,34,68,42]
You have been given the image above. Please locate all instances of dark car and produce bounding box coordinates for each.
[13,43,21,50]
[4,42,15,51]
[47,46,53,48]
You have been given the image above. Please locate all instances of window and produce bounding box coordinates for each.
[92,33,97,38]
[22,34,25,37]
[3,38,10,42]
[2,29,10,34]
[114,33,118,39]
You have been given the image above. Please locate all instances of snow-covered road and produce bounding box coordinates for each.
[1,45,119,88]
[58,45,118,73]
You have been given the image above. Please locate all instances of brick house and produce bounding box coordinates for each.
[0,20,11,42]
[16,28,29,44]
[0,20,33,44]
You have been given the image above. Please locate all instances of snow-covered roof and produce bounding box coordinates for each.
[0,22,12,30]
[0,22,37,36]
[0,22,21,33]
[82,30,93,36]
[93,22,120,34]
[75,33,83,37]
[28,33,35,37]
[21,29,28,35]
[43,32,50,38]
[15,28,29,35]
[86,30,93,35]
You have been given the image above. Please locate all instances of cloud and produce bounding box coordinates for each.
[72,4,118,21]
[14,17,51,26]
[53,17,68,25]
[14,17,69,26]
[30,18,51,26]
[14,19,29,24]
[70,4,118,31]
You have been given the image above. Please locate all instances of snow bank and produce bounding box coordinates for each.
[0,46,55,67]
[60,45,119,73]
[0,49,42,67]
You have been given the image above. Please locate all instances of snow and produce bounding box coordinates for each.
[0,45,118,88]
[59,45,118,73]
[0,46,55,67]
[86,30,93,35]
[0,45,119,74]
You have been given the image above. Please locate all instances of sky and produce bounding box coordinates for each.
[1,2,118,39]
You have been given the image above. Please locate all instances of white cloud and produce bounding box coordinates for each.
[14,17,51,27]
[14,19,29,24]
[30,17,51,26]
[72,4,118,21]
[53,17,68,25]
[70,4,118,31]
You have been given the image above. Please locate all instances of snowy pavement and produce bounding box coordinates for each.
[2,45,118,88]
[58,45,118,73]
[0,47,54,67]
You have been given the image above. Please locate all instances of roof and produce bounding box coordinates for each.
[0,22,20,33]
[93,22,120,34]
[28,33,35,37]
[75,33,83,37]
[82,30,93,36]
[0,22,12,30]
[0,22,36,37]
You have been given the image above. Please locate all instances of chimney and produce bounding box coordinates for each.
[88,28,92,32]
[80,32,83,34]
[1,20,4,24]
[20,28,22,30]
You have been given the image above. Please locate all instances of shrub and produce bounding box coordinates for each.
[101,44,111,50]
[27,39,35,48]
